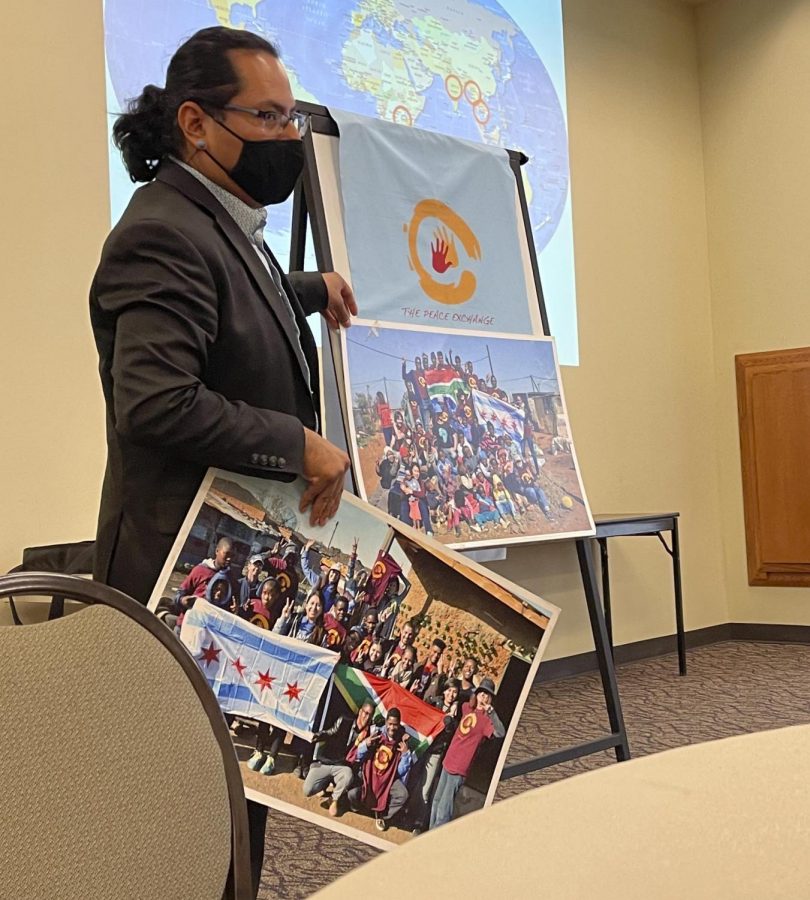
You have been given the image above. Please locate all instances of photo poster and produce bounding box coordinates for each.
[340,323,594,551]
[307,112,594,549]
[148,469,559,851]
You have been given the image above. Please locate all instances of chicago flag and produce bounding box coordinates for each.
[472,389,525,442]
[181,599,339,740]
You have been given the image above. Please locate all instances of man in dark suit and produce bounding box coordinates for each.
[91,27,354,605]
[90,26,355,894]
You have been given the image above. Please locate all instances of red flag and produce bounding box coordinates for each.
[366,551,403,608]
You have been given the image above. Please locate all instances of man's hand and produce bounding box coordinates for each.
[321,272,358,330]
[398,736,410,754]
[300,429,350,526]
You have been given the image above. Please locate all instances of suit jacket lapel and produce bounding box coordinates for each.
[156,162,312,386]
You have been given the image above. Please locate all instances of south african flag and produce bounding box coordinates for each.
[334,664,446,757]
[424,365,466,403]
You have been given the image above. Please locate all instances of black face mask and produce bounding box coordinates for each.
[205,118,304,206]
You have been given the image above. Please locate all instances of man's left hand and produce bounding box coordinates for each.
[321,272,358,329]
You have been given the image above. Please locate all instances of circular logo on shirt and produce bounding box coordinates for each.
[250,613,270,630]
[459,712,478,735]
[372,561,386,580]
[374,744,394,771]
[326,627,342,647]
[276,572,291,593]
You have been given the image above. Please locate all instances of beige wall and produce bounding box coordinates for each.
[697,0,810,623]
[1,0,108,573]
[489,0,730,657]
[4,0,801,658]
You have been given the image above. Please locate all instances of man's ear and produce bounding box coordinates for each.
[176,100,209,154]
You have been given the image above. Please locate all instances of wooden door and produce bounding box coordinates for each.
[736,347,810,586]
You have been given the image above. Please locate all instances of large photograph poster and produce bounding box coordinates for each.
[148,470,558,850]
[341,324,593,550]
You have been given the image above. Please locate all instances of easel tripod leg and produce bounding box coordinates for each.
[576,539,631,762]
[597,537,613,651]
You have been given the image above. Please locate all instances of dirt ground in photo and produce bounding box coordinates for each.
[358,430,591,545]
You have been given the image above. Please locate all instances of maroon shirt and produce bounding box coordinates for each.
[178,563,218,597]
[442,701,495,777]
[322,613,347,649]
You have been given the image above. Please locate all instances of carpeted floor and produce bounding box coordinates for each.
[257,640,810,899]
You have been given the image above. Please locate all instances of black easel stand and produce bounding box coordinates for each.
[502,539,630,778]
[289,102,631,777]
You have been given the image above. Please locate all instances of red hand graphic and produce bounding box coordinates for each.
[431,235,455,273]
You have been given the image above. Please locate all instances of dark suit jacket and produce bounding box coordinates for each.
[314,715,364,765]
[90,161,327,603]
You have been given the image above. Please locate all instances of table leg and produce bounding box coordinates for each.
[597,537,613,651]
[672,519,686,676]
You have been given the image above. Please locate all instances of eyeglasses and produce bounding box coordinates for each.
[222,103,309,134]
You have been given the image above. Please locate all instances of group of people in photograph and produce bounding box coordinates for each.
[160,534,401,644]
[304,668,504,834]
[368,348,563,538]
[161,529,506,835]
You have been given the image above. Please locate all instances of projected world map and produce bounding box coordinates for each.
[104,0,570,255]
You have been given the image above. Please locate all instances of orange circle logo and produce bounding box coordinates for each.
[407,199,481,305]
[372,561,386,580]
[459,712,477,735]
[250,613,270,630]
[374,744,394,771]
[277,572,291,592]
